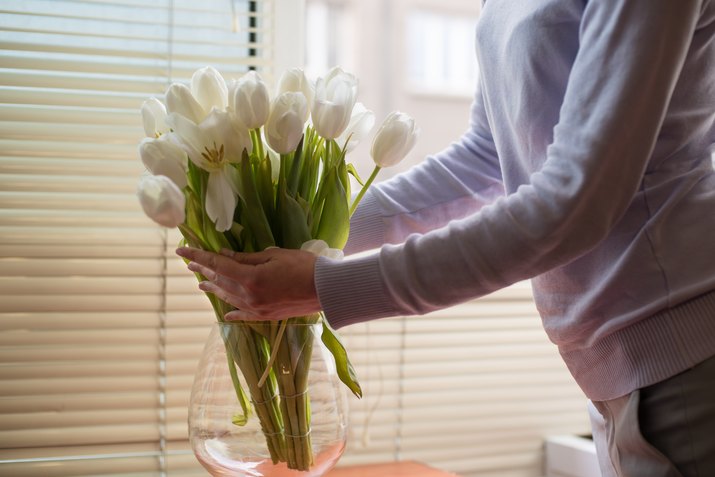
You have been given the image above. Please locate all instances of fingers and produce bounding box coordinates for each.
[176,246,319,322]
[176,247,252,281]
[197,280,245,310]
[187,261,216,280]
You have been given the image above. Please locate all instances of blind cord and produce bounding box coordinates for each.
[157,2,175,475]
[359,321,385,448]
[395,315,407,461]
[158,226,169,476]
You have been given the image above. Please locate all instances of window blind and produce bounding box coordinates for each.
[339,284,591,476]
[0,1,282,475]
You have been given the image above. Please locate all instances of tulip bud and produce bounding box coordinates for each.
[277,68,314,119]
[165,83,205,124]
[312,67,358,140]
[191,66,228,115]
[229,71,270,129]
[370,111,419,168]
[301,239,344,261]
[141,98,169,137]
[337,102,375,153]
[265,92,308,154]
[138,133,188,188]
[137,175,186,228]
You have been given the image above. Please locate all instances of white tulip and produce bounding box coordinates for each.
[265,92,308,154]
[141,98,169,137]
[137,175,186,228]
[370,111,419,168]
[229,71,270,129]
[165,83,205,124]
[277,68,314,119]
[300,239,344,261]
[166,110,252,231]
[138,133,188,188]
[312,67,358,140]
[336,102,375,153]
[191,66,228,115]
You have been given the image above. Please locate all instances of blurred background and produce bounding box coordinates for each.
[0,1,594,476]
[303,0,480,180]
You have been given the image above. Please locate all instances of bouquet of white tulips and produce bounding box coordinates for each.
[136,66,418,471]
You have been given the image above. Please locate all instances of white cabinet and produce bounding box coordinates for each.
[545,435,601,477]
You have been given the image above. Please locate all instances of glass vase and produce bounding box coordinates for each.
[189,320,348,477]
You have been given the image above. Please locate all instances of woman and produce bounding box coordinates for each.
[177,1,715,475]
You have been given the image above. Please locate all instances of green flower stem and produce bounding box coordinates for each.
[232,323,287,463]
[274,321,315,470]
[178,224,209,250]
[251,128,264,162]
[257,320,287,388]
[349,165,381,216]
[202,290,287,463]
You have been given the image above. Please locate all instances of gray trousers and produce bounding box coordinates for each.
[588,354,715,477]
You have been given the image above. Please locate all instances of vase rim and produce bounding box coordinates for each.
[214,318,322,327]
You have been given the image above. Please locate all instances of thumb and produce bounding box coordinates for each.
[225,309,271,321]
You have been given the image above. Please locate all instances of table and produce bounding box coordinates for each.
[326,461,460,477]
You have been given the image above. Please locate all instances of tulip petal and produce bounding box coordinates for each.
[277,68,314,117]
[165,83,205,124]
[191,66,228,114]
[337,102,375,152]
[165,113,212,170]
[137,175,186,228]
[265,92,307,154]
[141,98,168,137]
[300,239,329,255]
[370,111,419,168]
[200,109,252,161]
[206,170,237,231]
[138,135,188,188]
[312,68,358,140]
[231,71,270,129]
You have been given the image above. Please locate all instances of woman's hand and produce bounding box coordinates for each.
[175,246,320,321]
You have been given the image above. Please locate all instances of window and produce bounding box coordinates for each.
[304,1,355,79]
[406,10,479,96]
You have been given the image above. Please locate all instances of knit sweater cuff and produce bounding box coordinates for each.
[344,191,386,255]
[315,253,397,329]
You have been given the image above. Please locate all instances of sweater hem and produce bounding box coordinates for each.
[561,289,715,401]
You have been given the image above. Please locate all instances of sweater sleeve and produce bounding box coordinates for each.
[318,0,703,329]
[343,81,504,255]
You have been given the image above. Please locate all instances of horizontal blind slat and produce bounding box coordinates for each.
[0,312,211,329]
[0,86,149,109]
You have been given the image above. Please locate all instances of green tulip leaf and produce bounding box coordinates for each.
[278,183,311,249]
[256,153,275,219]
[321,318,362,399]
[238,150,275,250]
[346,163,365,186]
[287,135,305,196]
[315,166,349,249]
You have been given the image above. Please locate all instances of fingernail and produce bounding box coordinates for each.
[198,281,209,290]
[220,248,233,257]
[187,262,199,272]
[176,247,189,256]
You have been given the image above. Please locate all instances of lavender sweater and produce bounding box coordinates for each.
[315,0,715,400]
